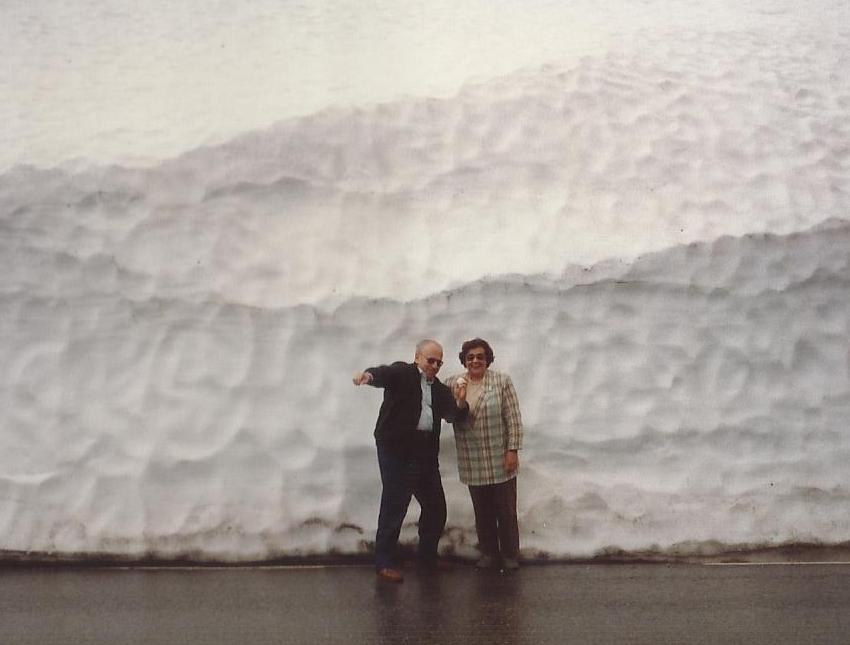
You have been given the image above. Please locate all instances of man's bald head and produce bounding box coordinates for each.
[414,339,444,380]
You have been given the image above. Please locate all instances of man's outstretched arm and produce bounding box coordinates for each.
[352,362,406,388]
[352,371,373,386]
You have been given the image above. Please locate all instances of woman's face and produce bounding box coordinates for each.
[464,346,488,379]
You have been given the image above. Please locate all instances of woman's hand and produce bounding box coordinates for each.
[453,377,468,406]
[504,450,519,473]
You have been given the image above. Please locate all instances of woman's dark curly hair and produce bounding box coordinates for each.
[458,338,495,366]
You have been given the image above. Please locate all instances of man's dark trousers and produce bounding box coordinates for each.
[375,438,446,569]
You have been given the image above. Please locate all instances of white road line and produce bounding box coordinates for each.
[704,561,850,566]
[104,564,370,571]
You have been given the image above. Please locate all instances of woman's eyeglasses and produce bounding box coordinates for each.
[465,353,486,362]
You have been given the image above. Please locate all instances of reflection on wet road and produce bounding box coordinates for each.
[2,563,849,644]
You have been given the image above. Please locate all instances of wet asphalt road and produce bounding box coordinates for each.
[1,562,849,644]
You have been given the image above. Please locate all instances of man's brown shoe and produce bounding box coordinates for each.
[376,568,404,583]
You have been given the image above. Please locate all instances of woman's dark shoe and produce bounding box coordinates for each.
[502,558,520,571]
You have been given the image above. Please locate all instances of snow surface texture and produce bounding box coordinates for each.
[1,0,849,560]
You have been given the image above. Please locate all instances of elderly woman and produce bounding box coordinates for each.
[444,338,523,570]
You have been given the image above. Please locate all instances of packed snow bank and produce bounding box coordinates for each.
[9,0,848,172]
[3,21,849,308]
[1,221,848,560]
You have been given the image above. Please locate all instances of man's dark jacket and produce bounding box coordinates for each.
[365,361,467,458]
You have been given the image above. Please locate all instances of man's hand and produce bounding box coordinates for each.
[504,450,519,473]
[352,371,373,386]
[453,377,467,406]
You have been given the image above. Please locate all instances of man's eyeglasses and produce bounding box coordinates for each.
[465,353,486,362]
[426,357,443,367]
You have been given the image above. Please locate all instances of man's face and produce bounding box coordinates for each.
[415,342,444,381]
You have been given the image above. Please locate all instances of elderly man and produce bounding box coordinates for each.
[353,339,468,582]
